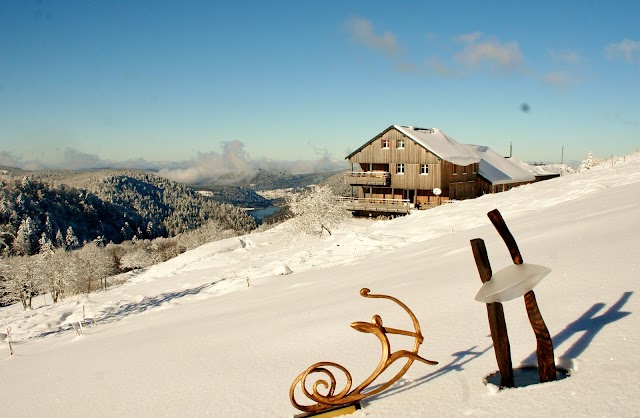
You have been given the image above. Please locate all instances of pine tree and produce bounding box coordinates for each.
[14,216,38,255]
[55,229,65,248]
[38,232,54,255]
[44,215,54,241]
[65,226,79,250]
[579,152,599,171]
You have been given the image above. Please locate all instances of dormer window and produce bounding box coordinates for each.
[397,139,405,149]
[397,163,405,174]
[382,139,390,149]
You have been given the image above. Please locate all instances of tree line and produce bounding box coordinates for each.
[0,170,256,256]
[0,169,260,308]
[0,219,244,309]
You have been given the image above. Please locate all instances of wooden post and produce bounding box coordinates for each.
[470,239,514,388]
[487,209,556,382]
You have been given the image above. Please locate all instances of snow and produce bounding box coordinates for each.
[2,153,640,417]
[510,158,576,177]
[394,125,534,184]
[395,125,480,166]
[470,145,536,184]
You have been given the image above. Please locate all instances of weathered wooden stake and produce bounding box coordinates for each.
[7,327,14,356]
[487,209,556,383]
[470,238,514,388]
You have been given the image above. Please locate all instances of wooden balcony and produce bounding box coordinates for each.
[340,197,411,214]
[345,171,390,186]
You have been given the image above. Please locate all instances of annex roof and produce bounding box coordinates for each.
[468,145,536,185]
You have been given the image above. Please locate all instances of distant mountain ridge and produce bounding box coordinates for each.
[194,169,344,191]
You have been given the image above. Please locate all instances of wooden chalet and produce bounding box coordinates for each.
[344,125,535,215]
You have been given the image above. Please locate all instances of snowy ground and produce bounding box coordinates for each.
[1,154,639,417]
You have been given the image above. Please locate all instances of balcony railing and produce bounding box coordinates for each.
[345,171,390,186]
[339,197,411,214]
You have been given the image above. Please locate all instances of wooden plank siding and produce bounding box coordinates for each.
[442,161,479,199]
[348,128,441,166]
[390,163,441,189]
[477,178,533,195]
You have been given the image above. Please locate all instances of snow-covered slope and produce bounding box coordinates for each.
[1,154,639,417]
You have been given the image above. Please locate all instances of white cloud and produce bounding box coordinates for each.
[63,149,110,170]
[543,71,574,88]
[550,49,582,64]
[158,140,347,184]
[1,141,345,184]
[0,151,47,171]
[395,61,422,74]
[456,38,524,71]
[0,151,23,168]
[605,38,640,63]
[456,31,483,43]
[426,57,459,78]
[158,140,257,184]
[344,17,401,57]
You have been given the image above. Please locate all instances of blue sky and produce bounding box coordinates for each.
[1,0,638,178]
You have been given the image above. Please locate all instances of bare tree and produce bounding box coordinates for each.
[46,249,75,303]
[286,185,349,236]
[76,244,118,292]
[0,256,42,309]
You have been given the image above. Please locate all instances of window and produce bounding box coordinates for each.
[397,139,405,149]
[397,163,405,174]
[421,164,429,175]
[381,139,390,149]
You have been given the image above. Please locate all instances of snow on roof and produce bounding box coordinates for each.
[469,145,536,184]
[395,125,535,185]
[394,125,480,166]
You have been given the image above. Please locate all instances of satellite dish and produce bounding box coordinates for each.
[433,188,442,196]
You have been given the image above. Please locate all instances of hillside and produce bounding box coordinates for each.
[1,153,639,416]
[0,169,256,255]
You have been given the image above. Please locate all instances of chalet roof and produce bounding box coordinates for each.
[394,125,480,166]
[395,125,535,185]
[346,125,535,186]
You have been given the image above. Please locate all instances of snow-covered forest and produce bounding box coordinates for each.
[0,152,638,417]
[0,169,259,308]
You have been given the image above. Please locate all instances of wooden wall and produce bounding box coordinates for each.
[348,127,483,201]
[476,176,534,195]
[448,181,477,199]
[389,163,441,189]
[348,128,441,165]
[441,161,478,185]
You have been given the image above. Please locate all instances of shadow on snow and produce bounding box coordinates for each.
[35,279,230,338]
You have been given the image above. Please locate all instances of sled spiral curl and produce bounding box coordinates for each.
[289,288,437,413]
